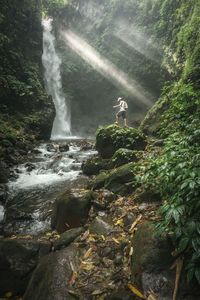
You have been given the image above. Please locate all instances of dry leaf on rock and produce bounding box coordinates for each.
[127,283,146,299]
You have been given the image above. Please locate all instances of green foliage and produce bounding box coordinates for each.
[140,132,200,283]
[111,148,139,167]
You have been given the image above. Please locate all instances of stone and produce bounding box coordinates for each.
[89,172,110,190]
[53,227,85,250]
[96,125,147,159]
[89,216,114,235]
[131,221,175,299]
[59,143,69,152]
[23,245,79,300]
[82,157,111,176]
[0,238,51,296]
[105,163,136,195]
[134,188,161,203]
[51,189,95,233]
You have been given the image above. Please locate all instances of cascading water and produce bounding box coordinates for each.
[42,18,71,139]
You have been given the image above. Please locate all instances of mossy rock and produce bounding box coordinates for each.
[89,171,110,190]
[96,125,147,159]
[105,162,136,195]
[90,163,137,195]
[82,157,112,176]
[111,148,139,167]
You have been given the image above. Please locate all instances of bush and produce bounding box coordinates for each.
[140,131,200,283]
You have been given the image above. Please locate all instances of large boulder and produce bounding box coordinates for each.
[90,163,136,195]
[51,189,95,233]
[105,162,136,195]
[130,222,200,300]
[82,157,111,176]
[96,125,147,159]
[0,238,51,296]
[23,245,79,300]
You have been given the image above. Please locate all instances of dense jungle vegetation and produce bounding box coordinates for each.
[0,0,200,295]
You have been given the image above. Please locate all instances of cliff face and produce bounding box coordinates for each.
[0,0,55,142]
[141,0,200,136]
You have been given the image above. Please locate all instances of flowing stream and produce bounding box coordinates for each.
[2,141,96,235]
[42,18,71,139]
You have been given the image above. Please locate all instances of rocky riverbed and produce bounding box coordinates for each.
[0,126,199,300]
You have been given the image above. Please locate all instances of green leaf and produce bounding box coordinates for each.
[178,237,189,252]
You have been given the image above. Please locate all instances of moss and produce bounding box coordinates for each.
[82,157,112,176]
[111,148,139,167]
[96,125,147,158]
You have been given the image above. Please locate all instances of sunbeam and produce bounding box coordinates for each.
[61,30,153,107]
[113,20,162,64]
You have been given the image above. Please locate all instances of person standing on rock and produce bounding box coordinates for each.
[113,97,128,126]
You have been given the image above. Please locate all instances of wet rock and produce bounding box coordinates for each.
[96,125,147,159]
[134,187,161,203]
[131,221,174,298]
[131,222,200,299]
[82,156,111,176]
[32,148,42,154]
[123,213,135,227]
[0,238,51,296]
[90,216,114,235]
[25,163,36,172]
[0,162,10,183]
[59,143,69,152]
[53,227,85,250]
[114,253,123,265]
[79,140,94,151]
[0,185,8,204]
[23,245,79,300]
[51,189,95,233]
[46,143,57,152]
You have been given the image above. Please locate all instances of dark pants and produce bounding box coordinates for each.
[117,110,126,119]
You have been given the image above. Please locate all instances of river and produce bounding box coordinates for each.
[1,139,96,236]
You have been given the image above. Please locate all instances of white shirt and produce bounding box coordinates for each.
[119,100,128,112]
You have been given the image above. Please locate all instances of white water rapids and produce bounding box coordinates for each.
[1,142,96,235]
[42,18,71,139]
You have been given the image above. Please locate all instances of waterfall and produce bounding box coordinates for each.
[42,18,71,139]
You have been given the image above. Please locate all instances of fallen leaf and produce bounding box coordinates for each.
[127,283,146,299]
[112,237,120,244]
[129,215,142,232]
[83,247,93,259]
[80,229,90,241]
[68,271,78,286]
[101,235,106,241]
[115,219,124,227]
[92,289,104,295]
[80,261,95,271]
